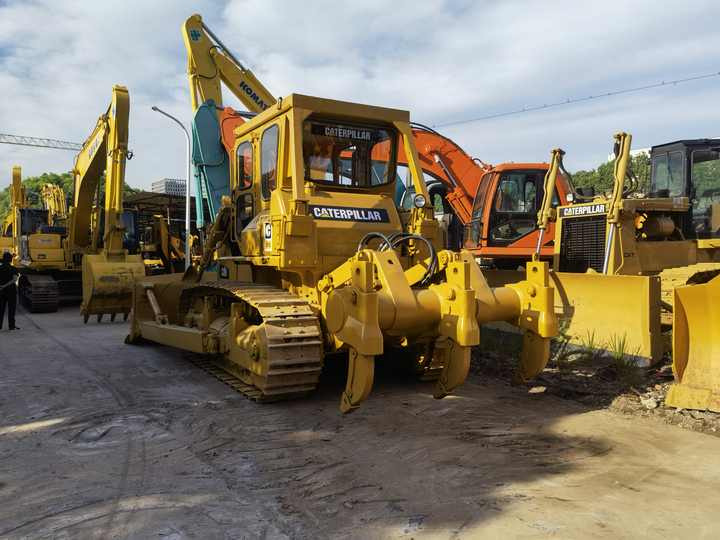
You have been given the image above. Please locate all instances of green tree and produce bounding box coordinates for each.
[570,153,650,195]
[0,170,139,221]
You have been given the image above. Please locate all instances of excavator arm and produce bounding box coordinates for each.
[395,125,489,225]
[183,13,274,114]
[71,85,145,322]
[70,86,130,251]
[183,14,276,225]
[41,184,67,226]
[0,166,25,258]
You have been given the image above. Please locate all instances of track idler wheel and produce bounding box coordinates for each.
[340,349,375,413]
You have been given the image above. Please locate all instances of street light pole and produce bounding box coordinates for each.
[151,106,192,270]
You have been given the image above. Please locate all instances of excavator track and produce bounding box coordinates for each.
[181,282,324,403]
[18,274,59,313]
[659,263,720,325]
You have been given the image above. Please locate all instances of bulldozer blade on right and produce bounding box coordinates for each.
[666,275,720,412]
[484,270,664,366]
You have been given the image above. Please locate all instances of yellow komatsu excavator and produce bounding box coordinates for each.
[127,92,559,413]
[0,167,82,311]
[41,183,68,227]
[71,85,145,322]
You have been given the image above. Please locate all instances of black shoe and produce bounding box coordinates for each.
[9,326,19,330]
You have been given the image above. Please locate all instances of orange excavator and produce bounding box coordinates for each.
[394,124,574,267]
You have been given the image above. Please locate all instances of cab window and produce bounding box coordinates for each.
[303,120,396,188]
[691,148,720,237]
[494,173,538,213]
[236,141,255,231]
[651,151,684,196]
[261,125,279,200]
[236,141,253,189]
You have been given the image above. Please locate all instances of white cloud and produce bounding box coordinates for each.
[1,0,719,191]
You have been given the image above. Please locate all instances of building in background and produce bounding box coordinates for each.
[151,178,186,196]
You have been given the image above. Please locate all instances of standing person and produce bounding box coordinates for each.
[0,252,19,330]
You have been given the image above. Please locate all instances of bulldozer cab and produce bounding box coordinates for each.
[227,94,435,276]
[650,139,720,239]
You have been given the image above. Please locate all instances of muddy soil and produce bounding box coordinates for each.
[1,307,719,539]
[474,328,720,437]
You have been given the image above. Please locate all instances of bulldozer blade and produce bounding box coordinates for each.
[666,275,720,412]
[433,341,471,399]
[514,332,550,384]
[484,270,663,366]
[340,350,375,413]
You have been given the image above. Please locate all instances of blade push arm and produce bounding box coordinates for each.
[534,148,564,258]
[602,132,632,273]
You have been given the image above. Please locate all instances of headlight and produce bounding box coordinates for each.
[413,193,427,208]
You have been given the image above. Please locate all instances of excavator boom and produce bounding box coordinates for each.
[183,13,276,225]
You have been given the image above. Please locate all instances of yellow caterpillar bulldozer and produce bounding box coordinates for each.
[485,133,719,410]
[127,88,559,412]
[523,133,719,411]
[70,85,145,322]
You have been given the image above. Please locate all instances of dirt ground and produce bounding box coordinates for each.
[1,307,720,539]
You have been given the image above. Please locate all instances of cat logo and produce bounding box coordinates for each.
[263,222,272,252]
[309,205,390,223]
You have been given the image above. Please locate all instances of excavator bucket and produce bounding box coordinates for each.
[665,275,720,412]
[81,253,145,321]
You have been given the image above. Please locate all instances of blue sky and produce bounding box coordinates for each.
[1,0,719,190]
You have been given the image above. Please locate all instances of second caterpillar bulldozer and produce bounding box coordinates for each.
[127,92,559,412]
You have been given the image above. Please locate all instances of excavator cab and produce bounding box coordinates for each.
[466,164,572,267]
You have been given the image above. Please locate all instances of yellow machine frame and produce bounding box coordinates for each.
[128,93,558,412]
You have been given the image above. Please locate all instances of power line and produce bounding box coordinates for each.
[433,71,720,129]
[0,133,82,151]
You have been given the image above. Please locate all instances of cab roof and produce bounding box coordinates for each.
[246,93,410,126]
[491,162,549,172]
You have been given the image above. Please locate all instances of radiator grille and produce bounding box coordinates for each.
[559,216,606,272]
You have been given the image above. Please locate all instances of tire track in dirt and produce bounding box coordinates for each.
[16,308,148,538]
